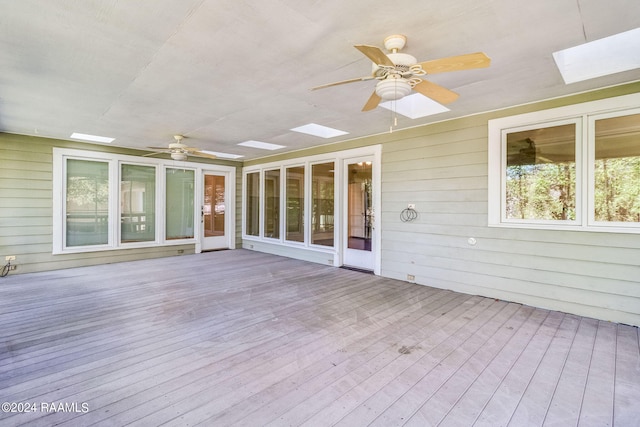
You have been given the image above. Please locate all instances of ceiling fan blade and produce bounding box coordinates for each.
[311,76,375,91]
[418,52,490,74]
[354,45,394,67]
[146,146,171,150]
[183,146,202,152]
[190,151,217,160]
[142,151,166,157]
[362,91,381,112]
[412,79,459,104]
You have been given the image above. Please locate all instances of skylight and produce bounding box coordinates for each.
[553,27,640,84]
[290,123,349,138]
[238,140,285,151]
[200,150,244,159]
[70,132,115,143]
[379,93,450,119]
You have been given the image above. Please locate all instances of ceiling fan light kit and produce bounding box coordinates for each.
[170,152,188,161]
[375,77,412,100]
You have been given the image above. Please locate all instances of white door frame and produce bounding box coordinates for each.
[197,167,236,252]
[340,148,381,274]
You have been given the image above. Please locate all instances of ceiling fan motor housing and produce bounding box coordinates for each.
[169,142,188,150]
[387,53,417,69]
[372,52,419,78]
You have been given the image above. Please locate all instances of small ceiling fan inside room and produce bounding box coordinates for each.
[312,35,490,111]
[144,135,217,161]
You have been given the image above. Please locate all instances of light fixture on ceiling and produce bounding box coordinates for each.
[375,75,418,132]
[170,151,188,161]
[375,75,413,101]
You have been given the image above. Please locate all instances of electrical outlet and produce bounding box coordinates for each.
[5,255,15,261]
[9,265,16,271]
[407,274,415,281]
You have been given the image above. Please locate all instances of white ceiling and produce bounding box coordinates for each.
[1,0,639,160]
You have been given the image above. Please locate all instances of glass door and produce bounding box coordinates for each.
[343,157,374,270]
[201,172,228,250]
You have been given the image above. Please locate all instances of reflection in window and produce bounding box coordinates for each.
[121,164,155,243]
[594,113,640,223]
[505,124,576,221]
[264,169,280,239]
[246,172,260,236]
[204,175,225,237]
[66,159,109,247]
[166,168,194,240]
[312,162,334,246]
[286,166,305,242]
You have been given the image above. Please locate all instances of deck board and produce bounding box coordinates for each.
[0,250,638,426]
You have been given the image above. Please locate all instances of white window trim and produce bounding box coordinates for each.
[488,92,640,233]
[53,148,236,254]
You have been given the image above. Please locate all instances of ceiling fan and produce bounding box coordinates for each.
[311,34,490,111]
[507,138,555,165]
[144,135,217,161]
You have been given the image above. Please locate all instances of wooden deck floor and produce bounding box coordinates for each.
[1,250,638,426]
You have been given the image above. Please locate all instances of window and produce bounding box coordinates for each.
[66,159,110,247]
[489,93,640,233]
[285,166,305,243]
[504,122,578,222]
[165,168,195,240]
[243,162,334,246]
[264,169,280,239]
[311,162,335,246]
[121,164,156,243]
[245,172,260,236]
[55,148,235,254]
[592,112,640,224]
[241,146,379,252]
